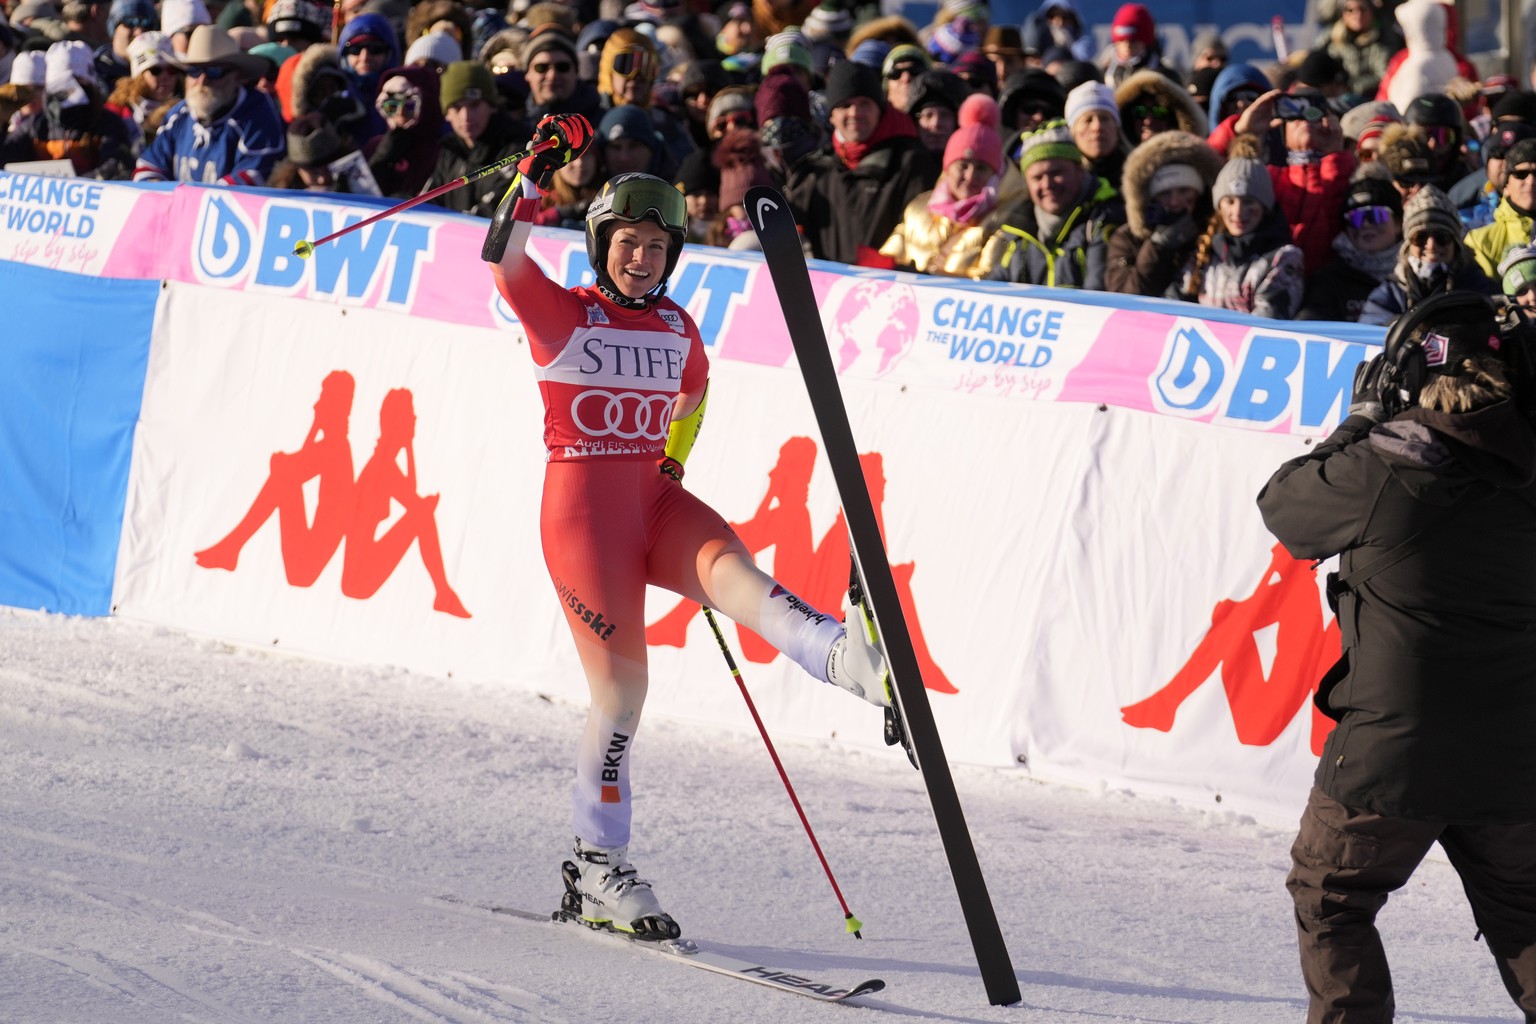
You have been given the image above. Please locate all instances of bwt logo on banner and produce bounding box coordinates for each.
[1150,320,1372,430]
[191,192,432,307]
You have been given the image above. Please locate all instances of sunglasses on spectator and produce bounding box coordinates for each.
[610,48,655,79]
[146,65,179,77]
[120,15,156,28]
[885,63,922,81]
[530,59,574,75]
[1017,99,1057,117]
[184,64,229,80]
[344,41,390,57]
[1344,205,1394,229]
[1129,103,1171,121]
[713,112,754,132]
[1508,166,1536,181]
[1411,230,1455,247]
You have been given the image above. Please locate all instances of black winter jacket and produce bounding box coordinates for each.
[1257,403,1536,823]
[784,135,939,265]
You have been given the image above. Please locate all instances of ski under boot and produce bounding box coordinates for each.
[847,569,919,771]
[556,839,681,941]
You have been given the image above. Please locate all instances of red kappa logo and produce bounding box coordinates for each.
[1120,543,1338,754]
[194,370,470,618]
[647,436,955,693]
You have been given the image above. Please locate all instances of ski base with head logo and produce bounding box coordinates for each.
[432,895,886,1004]
[745,185,1021,1008]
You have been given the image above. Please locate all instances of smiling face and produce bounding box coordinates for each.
[605,220,672,299]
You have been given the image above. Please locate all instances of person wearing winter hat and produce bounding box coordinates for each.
[1106,128,1223,297]
[597,103,671,179]
[881,43,930,113]
[759,29,813,91]
[266,111,359,191]
[1321,0,1402,98]
[1454,118,1536,230]
[1466,137,1536,278]
[1360,184,1497,325]
[1182,135,1305,317]
[365,64,442,199]
[264,0,328,51]
[1021,0,1086,66]
[977,114,1125,286]
[523,24,598,122]
[927,12,981,66]
[714,0,756,57]
[1298,173,1403,321]
[1104,2,1174,89]
[0,37,133,176]
[705,83,754,140]
[756,64,821,175]
[784,56,940,264]
[1188,29,1227,73]
[419,60,531,218]
[906,68,967,159]
[1065,79,1127,191]
[707,125,774,249]
[1497,242,1536,309]
[1294,48,1350,99]
[951,51,996,98]
[337,11,399,143]
[881,92,1009,276]
[403,31,458,72]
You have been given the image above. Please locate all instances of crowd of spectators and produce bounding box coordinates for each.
[3,0,1536,323]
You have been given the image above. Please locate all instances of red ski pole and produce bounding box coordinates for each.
[291,136,559,258]
[702,606,865,938]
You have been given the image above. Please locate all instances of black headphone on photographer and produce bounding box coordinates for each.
[1375,290,1510,417]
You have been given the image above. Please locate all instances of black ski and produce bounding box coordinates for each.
[746,186,1022,1008]
[432,897,886,1003]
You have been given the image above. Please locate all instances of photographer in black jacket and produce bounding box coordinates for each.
[1257,291,1536,1023]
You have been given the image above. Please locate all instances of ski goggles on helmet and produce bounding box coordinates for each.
[609,47,657,80]
[591,175,688,233]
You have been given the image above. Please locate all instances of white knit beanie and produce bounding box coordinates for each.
[1064,81,1118,129]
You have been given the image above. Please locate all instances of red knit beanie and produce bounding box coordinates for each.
[1111,3,1155,45]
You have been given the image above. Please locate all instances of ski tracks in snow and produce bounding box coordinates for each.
[1,869,565,1024]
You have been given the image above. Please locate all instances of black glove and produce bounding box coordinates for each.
[517,113,594,192]
[1349,352,1389,422]
[1149,212,1198,251]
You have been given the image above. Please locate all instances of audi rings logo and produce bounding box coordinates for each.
[571,390,674,440]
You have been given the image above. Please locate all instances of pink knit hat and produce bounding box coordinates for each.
[943,93,1004,174]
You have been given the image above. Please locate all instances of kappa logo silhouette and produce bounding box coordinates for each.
[648,437,957,694]
[1120,543,1339,755]
[195,371,470,618]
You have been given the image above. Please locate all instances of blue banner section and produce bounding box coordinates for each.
[0,261,156,614]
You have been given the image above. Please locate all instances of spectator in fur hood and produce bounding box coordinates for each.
[784,57,939,265]
[1115,68,1205,145]
[1105,128,1222,298]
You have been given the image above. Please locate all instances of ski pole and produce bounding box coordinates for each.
[291,136,560,258]
[701,606,864,939]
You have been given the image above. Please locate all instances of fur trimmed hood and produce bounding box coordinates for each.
[1119,128,1223,237]
[1114,68,1207,138]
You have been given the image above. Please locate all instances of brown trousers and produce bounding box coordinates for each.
[1288,785,1536,1023]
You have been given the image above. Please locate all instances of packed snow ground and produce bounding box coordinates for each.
[0,607,1518,1023]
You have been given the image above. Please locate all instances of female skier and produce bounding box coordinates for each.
[481,113,890,941]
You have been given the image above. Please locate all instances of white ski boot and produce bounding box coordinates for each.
[825,602,891,707]
[560,838,680,940]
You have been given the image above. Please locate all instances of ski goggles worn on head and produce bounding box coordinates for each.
[592,177,688,232]
[1344,204,1394,229]
[609,47,656,80]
